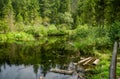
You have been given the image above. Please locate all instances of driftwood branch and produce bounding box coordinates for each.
[78,57,92,64]
[83,58,93,65]
[109,41,118,79]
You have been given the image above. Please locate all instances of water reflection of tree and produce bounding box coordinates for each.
[0,37,78,76]
[33,64,39,79]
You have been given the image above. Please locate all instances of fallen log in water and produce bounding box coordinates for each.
[50,69,74,75]
[50,57,100,79]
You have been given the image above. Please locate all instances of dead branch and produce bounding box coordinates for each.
[78,57,92,64]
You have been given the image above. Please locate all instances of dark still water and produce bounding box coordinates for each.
[0,37,79,79]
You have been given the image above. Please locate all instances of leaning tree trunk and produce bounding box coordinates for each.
[109,41,118,79]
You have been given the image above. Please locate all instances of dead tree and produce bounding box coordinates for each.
[109,41,118,79]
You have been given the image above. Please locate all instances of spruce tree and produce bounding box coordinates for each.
[3,0,14,31]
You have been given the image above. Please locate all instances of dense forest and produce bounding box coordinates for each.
[0,0,120,79]
[0,0,120,31]
[0,0,120,49]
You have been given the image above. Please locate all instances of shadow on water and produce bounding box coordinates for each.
[0,36,80,79]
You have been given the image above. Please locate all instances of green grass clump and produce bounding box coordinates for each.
[0,32,35,43]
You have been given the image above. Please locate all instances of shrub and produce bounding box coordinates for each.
[6,32,35,42]
[0,20,8,33]
[70,25,111,55]
[47,24,58,33]
[24,25,48,37]
[0,34,7,42]
[109,21,120,41]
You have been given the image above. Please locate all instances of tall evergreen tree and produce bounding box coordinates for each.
[59,0,71,13]
[3,0,14,31]
[39,0,51,18]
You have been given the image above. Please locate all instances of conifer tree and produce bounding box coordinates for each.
[3,0,14,31]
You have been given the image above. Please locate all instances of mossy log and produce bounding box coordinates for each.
[50,69,74,75]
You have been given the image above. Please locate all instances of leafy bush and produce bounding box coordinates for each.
[15,22,25,31]
[69,25,111,55]
[24,25,48,37]
[75,25,89,38]
[38,25,48,36]
[0,34,7,42]
[47,24,58,34]
[109,21,120,41]
[0,20,8,33]
[0,32,35,42]
[13,32,35,41]
[58,12,73,29]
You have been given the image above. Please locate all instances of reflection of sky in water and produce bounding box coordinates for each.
[0,64,41,79]
[45,72,77,79]
[0,64,76,79]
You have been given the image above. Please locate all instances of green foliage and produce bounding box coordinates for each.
[0,0,120,27]
[16,13,23,22]
[0,32,35,42]
[0,20,8,33]
[2,0,15,31]
[48,25,57,33]
[75,25,89,38]
[15,22,24,31]
[39,0,52,17]
[12,0,40,24]
[58,12,73,28]
[0,34,7,42]
[86,52,111,79]
[0,0,120,78]
[109,21,120,41]
[69,25,111,55]
[47,24,68,36]
[59,0,71,13]
[7,32,35,41]
[24,25,48,37]
[76,0,120,26]
[38,25,48,36]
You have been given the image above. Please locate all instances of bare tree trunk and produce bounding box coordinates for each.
[109,41,118,79]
